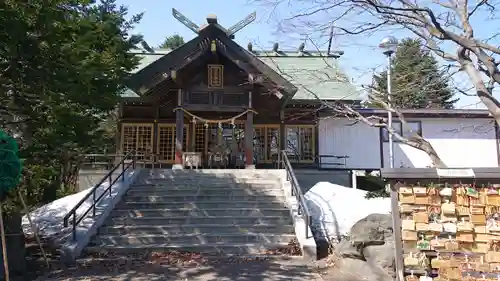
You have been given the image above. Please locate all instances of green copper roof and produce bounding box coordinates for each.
[130,49,171,73]
[127,48,360,100]
[253,51,359,100]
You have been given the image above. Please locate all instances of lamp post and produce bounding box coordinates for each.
[379,36,398,168]
[380,36,404,281]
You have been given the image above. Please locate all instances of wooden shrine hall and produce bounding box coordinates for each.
[120,9,358,168]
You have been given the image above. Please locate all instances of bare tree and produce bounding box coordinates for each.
[252,0,500,168]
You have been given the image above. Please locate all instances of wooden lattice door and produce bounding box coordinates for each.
[193,124,206,154]
[254,127,265,162]
[121,123,154,162]
[254,125,280,163]
[285,125,315,162]
[157,124,188,163]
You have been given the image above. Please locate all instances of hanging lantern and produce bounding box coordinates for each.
[211,40,217,52]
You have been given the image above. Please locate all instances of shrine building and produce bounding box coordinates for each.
[120,10,360,168]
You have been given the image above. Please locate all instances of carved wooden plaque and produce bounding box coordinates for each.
[207,64,223,88]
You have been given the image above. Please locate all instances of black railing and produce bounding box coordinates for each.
[316,154,349,168]
[63,150,137,240]
[278,150,312,238]
[80,153,126,170]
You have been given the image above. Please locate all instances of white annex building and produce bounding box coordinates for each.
[318,108,499,170]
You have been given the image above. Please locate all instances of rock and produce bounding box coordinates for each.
[321,214,396,281]
[349,214,393,247]
[363,240,396,278]
[323,258,393,281]
[334,240,363,259]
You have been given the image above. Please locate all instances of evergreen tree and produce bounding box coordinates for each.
[368,38,457,109]
[159,34,185,49]
[0,0,142,273]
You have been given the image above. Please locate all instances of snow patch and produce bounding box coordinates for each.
[22,170,135,239]
[304,182,391,242]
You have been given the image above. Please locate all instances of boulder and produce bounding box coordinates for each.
[363,240,396,279]
[349,214,393,247]
[334,240,363,260]
[322,214,396,281]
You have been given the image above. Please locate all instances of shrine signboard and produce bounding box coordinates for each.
[381,168,500,281]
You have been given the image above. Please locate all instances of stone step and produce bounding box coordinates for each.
[140,170,282,177]
[98,224,295,235]
[84,242,296,255]
[109,208,290,218]
[123,194,285,202]
[106,216,294,226]
[91,233,296,246]
[133,181,280,187]
[129,182,280,189]
[116,201,287,209]
[126,188,284,197]
[139,173,280,180]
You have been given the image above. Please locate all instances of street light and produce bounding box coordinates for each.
[380,36,402,281]
[379,36,398,169]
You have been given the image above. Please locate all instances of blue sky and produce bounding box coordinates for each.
[117,0,486,109]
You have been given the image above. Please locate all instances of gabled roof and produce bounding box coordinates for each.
[125,25,297,98]
[127,48,360,102]
[126,35,206,95]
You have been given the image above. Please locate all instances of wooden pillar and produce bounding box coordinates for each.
[174,89,184,168]
[245,91,254,168]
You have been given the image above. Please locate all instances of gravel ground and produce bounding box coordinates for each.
[35,259,325,281]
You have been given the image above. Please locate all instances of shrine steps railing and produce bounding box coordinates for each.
[278,150,312,238]
[63,150,137,240]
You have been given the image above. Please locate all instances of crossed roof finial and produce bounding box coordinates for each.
[172,8,256,38]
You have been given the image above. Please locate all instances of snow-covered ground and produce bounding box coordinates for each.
[304,182,391,242]
[22,184,109,238]
[22,170,136,240]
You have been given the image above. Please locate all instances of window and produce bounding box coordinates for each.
[382,121,421,142]
[402,121,422,138]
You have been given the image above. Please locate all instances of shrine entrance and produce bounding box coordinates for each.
[191,122,246,168]
[119,10,323,168]
[180,108,255,168]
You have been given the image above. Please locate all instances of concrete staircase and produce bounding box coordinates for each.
[84,169,299,258]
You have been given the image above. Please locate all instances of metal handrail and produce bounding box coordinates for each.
[63,150,137,240]
[79,153,126,170]
[278,150,312,238]
[316,154,350,168]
